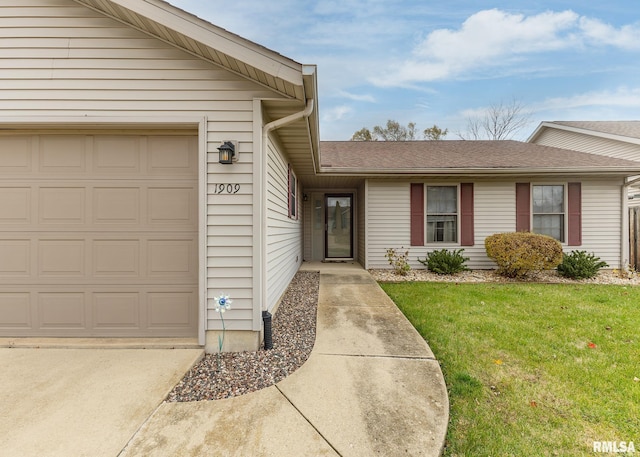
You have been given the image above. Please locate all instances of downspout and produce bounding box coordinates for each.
[260,99,314,348]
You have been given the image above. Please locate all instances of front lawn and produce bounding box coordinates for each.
[379,282,640,456]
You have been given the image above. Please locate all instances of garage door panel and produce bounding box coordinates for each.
[0,293,31,328]
[93,136,141,173]
[39,135,87,173]
[148,291,196,329]
[0,286,196,336]
[93,292,140,329]
[148,187,196,226]
[0,133,198,338]
[38,292,86,329]
[93,187,140,223]
[93,240,140,276]
[147,136,197,175]
[39,240,86,276]
[39,187,86,224]
[0,187,32,223]
[0,240,31,275]
[0,136,32,172]
[147,239,197,277]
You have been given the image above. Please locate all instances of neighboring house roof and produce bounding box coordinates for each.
[528,121,640,145]
[318,140,640,176]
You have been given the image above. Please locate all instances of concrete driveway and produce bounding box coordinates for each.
[0,347,202,457]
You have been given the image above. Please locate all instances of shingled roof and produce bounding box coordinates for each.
[551,121,640,140]
[318,140,640,176]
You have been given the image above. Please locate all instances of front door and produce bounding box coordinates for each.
[325,194,353,259]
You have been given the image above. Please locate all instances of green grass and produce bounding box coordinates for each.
[379,282,640,456]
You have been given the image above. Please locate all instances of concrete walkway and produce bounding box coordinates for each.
[122,262,449,456]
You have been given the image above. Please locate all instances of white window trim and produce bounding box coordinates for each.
[531,183,567,243]
[425,183,460,245]
[288,167,298,220]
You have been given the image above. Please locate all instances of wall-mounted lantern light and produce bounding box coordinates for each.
[217,141,236,164]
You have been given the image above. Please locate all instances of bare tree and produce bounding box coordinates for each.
[459,99,532,140]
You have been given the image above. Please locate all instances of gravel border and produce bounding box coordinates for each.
[369,268,640,285]
[166,271,319,402]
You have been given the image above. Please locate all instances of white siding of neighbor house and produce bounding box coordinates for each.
[366,178,625,270]
[265,137,303,312]
[0,0,289,334]
[534,129,640,162]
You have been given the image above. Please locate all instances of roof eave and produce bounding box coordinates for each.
[317,166,640,177]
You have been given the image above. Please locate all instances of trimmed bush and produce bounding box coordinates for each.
[557,250,608,279]
[485,232,563,278]
[418,248,469,275]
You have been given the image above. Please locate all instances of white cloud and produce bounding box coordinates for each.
[322,105,354,122]
[537,86,640,111]
[579,18,640,50]
[373,9,640,86]
[337,91,376,103]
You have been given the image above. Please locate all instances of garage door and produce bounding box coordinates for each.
[0,133,198,337]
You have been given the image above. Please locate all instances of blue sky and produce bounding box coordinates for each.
[170,1,640,140]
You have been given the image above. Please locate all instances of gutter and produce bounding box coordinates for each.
[258,99,314,344]
[315,167,640,176]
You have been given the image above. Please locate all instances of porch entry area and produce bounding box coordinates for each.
[310,193,354,260]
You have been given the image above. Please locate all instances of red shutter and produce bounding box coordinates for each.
[515,183,531,232]
[410,183,424,246]
[568,182,582,246]
[460,183,474,246]
[287,164,292,218]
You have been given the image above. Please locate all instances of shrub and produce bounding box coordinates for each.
[485,232,563,278]
[418,248,469,275]
[557,251,608,279]
[385,247,411,276]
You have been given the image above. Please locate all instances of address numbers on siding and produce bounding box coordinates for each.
[212,184,241,194]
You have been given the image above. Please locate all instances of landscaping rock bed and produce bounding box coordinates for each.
[369,268,640,285]
[166,271,319,402]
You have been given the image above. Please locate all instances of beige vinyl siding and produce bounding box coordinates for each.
[265,138,302,312]
[534,129,640,162]
[469,182,516,269]
[582,180,623,266]
[366,179,625,270]
[366,180,506,269]
[0,0,289,333]
[366,181,411,268]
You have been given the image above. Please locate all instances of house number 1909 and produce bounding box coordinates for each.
[213,184,241,194]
